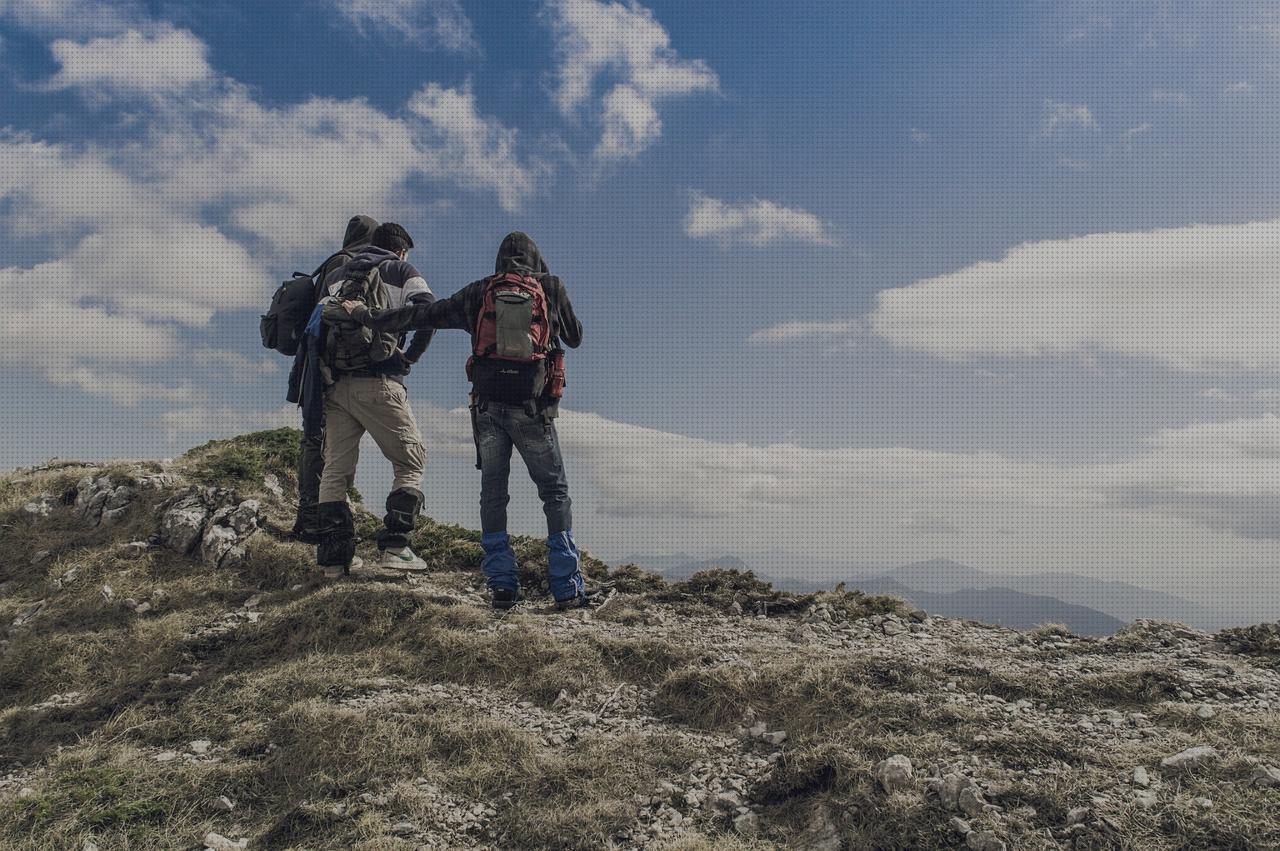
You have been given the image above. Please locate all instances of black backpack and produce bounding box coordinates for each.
[259,251,354,356]
[321,260,400,373]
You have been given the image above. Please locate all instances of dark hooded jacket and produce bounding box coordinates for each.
[286,215,379,430]
[356,232,582,350]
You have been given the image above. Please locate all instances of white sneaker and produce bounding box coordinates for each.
[321,555,362,579]
[379,546,428,572]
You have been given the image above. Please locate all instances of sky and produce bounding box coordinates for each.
[2,0,1280,623]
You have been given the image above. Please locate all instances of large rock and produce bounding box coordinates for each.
[161,496,210,555]
[876,754,915,794]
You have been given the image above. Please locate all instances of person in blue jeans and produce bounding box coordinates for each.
[473,397,582,607]
[344,232,600,610]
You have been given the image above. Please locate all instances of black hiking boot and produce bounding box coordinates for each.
[553,582,610,611]
[491,587,524,610]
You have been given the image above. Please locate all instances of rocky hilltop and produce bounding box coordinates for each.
[1,430,1278,850]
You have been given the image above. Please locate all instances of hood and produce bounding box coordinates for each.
[494,232,548,278]
[342,215,378,250]
[344,245,402,275]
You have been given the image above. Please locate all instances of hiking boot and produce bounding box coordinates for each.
[553,582,610,611]
[491,587,523,610]
[320,555,363,580]
[378,546,428,572]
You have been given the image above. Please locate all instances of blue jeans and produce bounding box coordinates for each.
[474,401,583,601]
[474,402,572,535]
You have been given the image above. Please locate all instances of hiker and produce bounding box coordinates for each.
[311,222,436,577]
[343,232,596,610]
[284,215,379,543]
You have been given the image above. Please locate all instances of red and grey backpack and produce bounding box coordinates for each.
[467,272,554,403]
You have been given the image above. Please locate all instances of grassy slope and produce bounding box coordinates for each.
[0,431,1276,850]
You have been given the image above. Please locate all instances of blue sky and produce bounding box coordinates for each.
[3,0,1280,622]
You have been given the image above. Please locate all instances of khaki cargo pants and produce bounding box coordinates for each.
[318,375,426,504]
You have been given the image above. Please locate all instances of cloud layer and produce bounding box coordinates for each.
[868,219,1280,373]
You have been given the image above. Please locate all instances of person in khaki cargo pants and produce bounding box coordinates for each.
[313,223,435,577]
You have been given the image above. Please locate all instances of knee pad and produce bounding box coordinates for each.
[384,487,423,534]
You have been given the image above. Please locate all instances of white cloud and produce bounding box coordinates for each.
[1057,157,1090,171]
[46,26,212,95]
[407,82,543,213]
[684,191,838,248]
[747,321,860,345]
[51,367,194,407]
[544,0,719,160]
[910,127,930,144]
[192,348,280,381]
[1223,80,1254,96]
[331,0,479,53]
[868,219,1280,374]
[1041,99,1099,136]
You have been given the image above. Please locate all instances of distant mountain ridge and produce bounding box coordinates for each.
[867,559,1218,632]
[843,576,1126,637]
[625,555,1216,636]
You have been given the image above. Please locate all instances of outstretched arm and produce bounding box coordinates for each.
[345,285,474,334]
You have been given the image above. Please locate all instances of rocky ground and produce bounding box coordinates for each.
[0,430,1278,850]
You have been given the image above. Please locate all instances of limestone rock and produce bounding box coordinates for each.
[161,496,209,555]
[876,754,915,794]
[958,784,988,819]
[202,833,247,851]
[229,500,260,535]
[201,524,238,568]
[1250,765,1280,787]
[1160,746,1219,771]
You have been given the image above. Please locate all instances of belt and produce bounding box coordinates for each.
[336,368,380,379]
